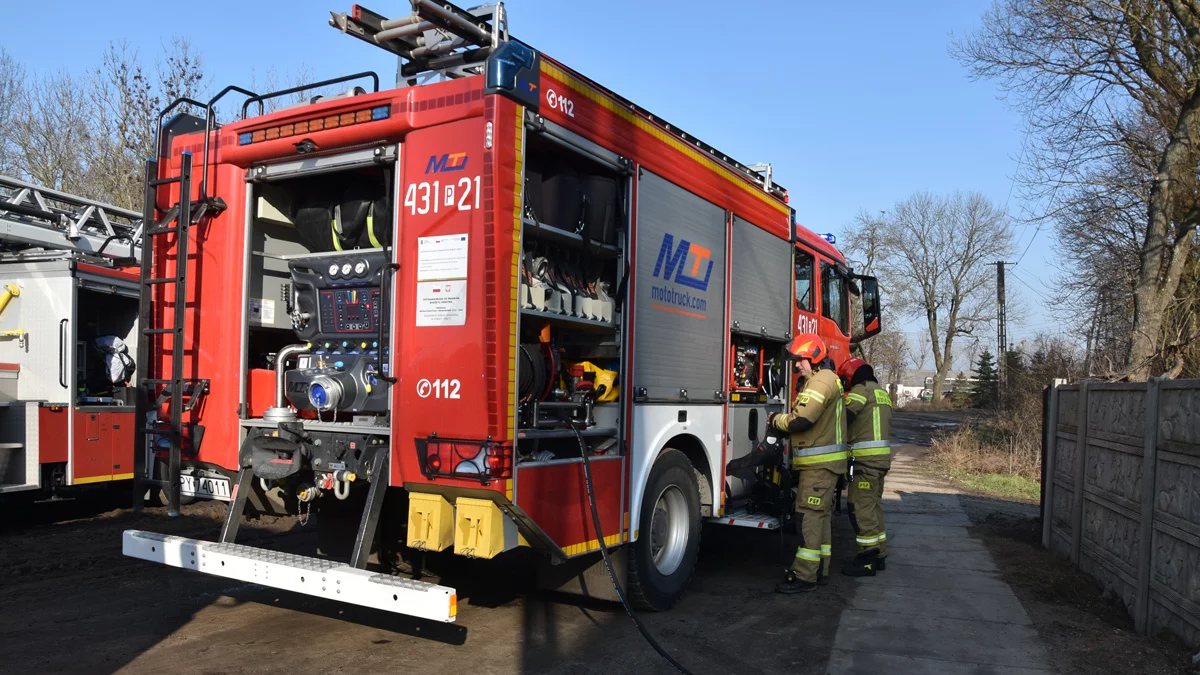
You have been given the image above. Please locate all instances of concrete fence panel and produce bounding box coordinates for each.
[1042,379,1200,648]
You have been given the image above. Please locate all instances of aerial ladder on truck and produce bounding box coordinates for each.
[0,176,144,498]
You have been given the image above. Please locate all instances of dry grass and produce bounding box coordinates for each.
[899,398,959,412]
[928,422,1042,480]
[928,390,1044,492]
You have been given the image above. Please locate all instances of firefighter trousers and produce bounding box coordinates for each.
[791,467,838,582]
[848,464,888,558]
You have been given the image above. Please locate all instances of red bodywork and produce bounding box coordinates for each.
[150,54,856,552]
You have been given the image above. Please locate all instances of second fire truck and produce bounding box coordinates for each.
[124,1,882,622]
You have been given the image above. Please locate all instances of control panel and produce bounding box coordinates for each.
[286,251,391,414]
[320,288,382,333]
[290,251,389,343]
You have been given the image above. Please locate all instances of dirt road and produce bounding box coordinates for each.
[2,471,855,674]
[4,411,1190,674]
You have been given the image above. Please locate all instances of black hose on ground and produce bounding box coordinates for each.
[569,424,696,675]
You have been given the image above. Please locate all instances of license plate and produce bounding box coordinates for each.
[180,474,231,501]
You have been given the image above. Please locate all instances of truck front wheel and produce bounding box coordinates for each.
[627,448,701,611]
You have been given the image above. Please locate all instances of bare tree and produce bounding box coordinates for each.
[867,330,911,394]
[157,37,206,119]
[852,192,1013,400]
[955,1,1200,379]
[11,70,93,194]
[0,48,25,176]
[249,64,325,115]
[86,42,158,210]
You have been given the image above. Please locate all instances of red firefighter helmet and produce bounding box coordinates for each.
[785,333,826,363]
[838,357,869,382]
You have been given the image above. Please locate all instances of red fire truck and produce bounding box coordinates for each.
[0,176,143,500]
[123,1,881,623]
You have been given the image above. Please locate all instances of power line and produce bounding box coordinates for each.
[1009,268,1053,303]
[1014,97,1100,267]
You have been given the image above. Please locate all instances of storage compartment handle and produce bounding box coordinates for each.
[59,318,68,389]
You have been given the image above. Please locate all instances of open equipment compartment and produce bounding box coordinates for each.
[515,117,629,466]
[241,156,394,426]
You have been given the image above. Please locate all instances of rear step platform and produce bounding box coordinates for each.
[708,508,782,530]
[123,530,457,622]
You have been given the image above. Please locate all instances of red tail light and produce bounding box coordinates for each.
[427,454,442,472]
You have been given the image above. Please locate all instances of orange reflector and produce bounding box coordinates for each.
[449,594,458,617]
[237,104,392,147]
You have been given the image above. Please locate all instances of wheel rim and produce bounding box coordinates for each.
[650,485,689,576]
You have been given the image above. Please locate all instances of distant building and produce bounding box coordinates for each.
[875,368,979,406]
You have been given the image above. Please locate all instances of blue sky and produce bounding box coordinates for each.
[3,0,1061,357]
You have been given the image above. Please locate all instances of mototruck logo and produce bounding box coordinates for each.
[650,233,712,319]
[425,152,469,174]
[652,233,713,291]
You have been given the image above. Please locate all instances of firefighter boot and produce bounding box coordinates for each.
[775,570,818,594]
[841,548,880,577]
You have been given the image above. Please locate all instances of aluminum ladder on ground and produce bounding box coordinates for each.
[0,175,142,262]
[132,152,209,516]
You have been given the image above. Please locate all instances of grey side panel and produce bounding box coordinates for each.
[633,171,726,400]
[250,222,309,330]
[730,216,791,340]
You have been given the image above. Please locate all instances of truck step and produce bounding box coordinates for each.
[707,508,781,530]
[122,530,457,623]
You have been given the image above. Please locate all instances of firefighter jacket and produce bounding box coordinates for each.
[771,368,847,473]
[844,381,893,470]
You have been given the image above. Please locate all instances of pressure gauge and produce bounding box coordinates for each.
[328,263,340,277]
[341,262,352,276]
[354,260,367,275]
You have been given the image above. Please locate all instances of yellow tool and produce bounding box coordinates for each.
[0,284,19,314]
[0,284,25,348]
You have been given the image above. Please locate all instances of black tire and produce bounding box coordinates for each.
[627,448,702,611]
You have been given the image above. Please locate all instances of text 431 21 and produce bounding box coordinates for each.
[404,176,481,216]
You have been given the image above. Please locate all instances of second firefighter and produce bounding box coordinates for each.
[838,357,893,576]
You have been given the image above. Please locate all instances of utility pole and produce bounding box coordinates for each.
[997,261,1008,406]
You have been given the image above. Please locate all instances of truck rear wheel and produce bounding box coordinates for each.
[627,448,701,611]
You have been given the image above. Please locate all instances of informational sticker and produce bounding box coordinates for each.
[416,280,467,326]
[249,298,276,324]
[417,234,469,281]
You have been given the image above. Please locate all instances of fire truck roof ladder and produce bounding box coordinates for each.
[0,175,143,265]
[132,152,209,517]
[330,1,786,199]
[331,1,508,85]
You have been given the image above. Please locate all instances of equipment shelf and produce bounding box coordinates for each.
[520,307,616,331]
[522,217,620,257]
[517,426,618,440]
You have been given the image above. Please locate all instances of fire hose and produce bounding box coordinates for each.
[569,424,696,675]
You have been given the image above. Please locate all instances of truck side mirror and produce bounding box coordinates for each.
[851,275,881,343]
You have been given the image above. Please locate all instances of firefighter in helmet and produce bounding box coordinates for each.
[769,333,847,593]
[838,357,893,576]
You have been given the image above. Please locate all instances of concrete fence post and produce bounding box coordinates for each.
[1042,383,1060,549]
[1135,379,1161,634]
[1071,382,1089,564]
